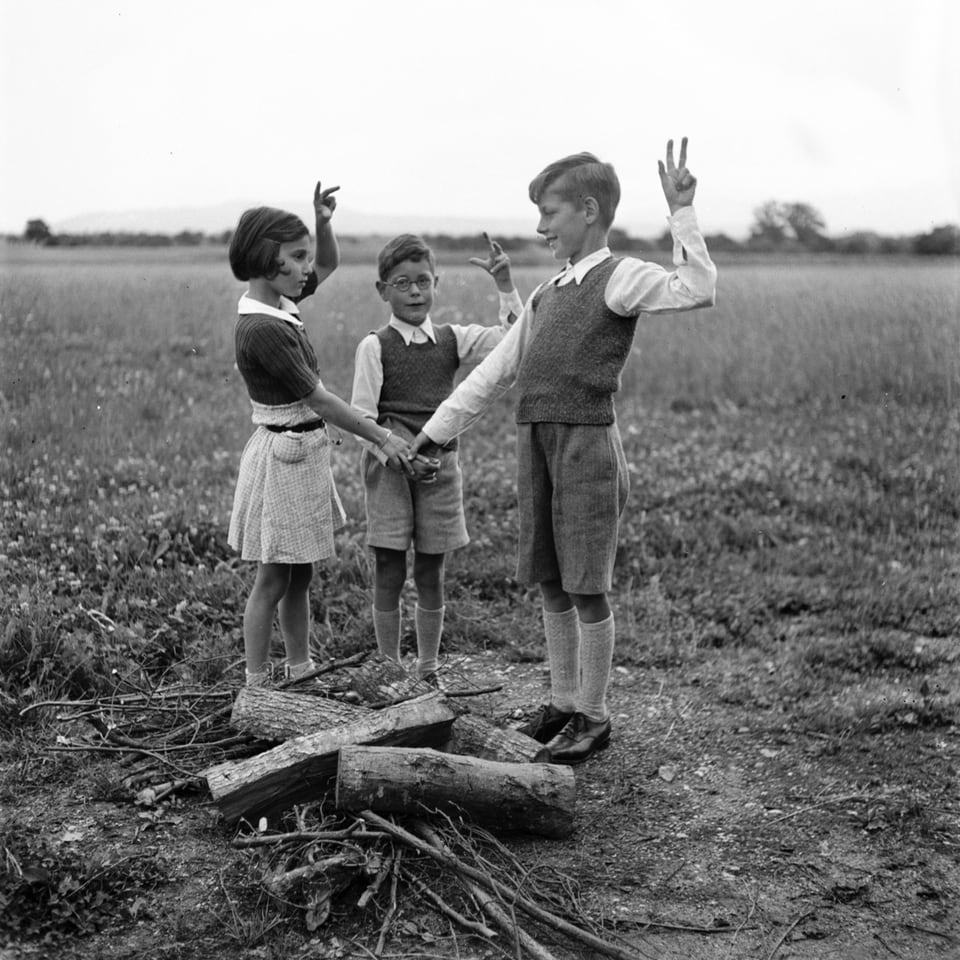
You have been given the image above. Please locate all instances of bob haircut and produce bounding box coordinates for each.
[528,152,621,229]
[377,233,437,281]
[229,206,310,281]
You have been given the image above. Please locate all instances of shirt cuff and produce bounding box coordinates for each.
[498,288,524,323]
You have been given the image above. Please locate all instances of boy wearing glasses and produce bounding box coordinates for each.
[351,233,522,681]
[411,141,718,763]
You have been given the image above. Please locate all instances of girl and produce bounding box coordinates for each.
[228,182,412,686]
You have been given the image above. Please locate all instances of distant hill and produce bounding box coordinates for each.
[53,203,542,239]
[52,202,665,239]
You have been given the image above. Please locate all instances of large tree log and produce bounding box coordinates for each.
[339,655,434,706]
[205,693,455,824]
[442,712,543,763]
[230,686,371,741]
[335,745,576,839]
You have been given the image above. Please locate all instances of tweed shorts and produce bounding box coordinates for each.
[516,421,629,594]
[361,445,469,555]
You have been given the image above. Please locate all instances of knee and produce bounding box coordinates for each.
[374,550,407,594]
[413,553,444,593]
[252,566,291,604]
[569,592,610,623]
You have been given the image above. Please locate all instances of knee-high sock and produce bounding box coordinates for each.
[578,613,614,722]
[373,605,401,662]
[543,606,580,713]
[415,604,444,678]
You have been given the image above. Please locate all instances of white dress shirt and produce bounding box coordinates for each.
[351,288,524,458]
[421,205,718,445]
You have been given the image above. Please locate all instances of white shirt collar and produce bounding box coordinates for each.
[238,292,304,328]
[388,314,436,344]
[553,246,613,286]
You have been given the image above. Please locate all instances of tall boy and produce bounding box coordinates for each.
[351,233,523,681]
[411,140,718,763]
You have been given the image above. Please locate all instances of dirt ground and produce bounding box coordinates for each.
[3,649,958,960]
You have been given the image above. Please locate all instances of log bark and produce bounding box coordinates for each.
[335,745,576,839]
[443,712,543,763]
[204,692,455,824]
[230,686,371,741]
[341,655,434,706]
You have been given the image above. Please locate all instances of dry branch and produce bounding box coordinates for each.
[357,811,645,960]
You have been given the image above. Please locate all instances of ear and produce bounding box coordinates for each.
[375,280,389,302]
[582,196,600,224]
[433,273,440,292]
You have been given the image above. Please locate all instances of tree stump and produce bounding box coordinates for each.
[205,692,456,824]
[335,745,576,839]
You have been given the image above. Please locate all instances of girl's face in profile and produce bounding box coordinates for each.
[266,234,314,301]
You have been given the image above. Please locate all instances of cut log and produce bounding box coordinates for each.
[335,745,576,839]
[204,692,455,824]
[230,686,371,741]
[341,655,433,706]
[443,712,543,763]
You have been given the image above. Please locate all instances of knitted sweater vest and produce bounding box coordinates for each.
[516,257,636,424]
[376,325,460,443]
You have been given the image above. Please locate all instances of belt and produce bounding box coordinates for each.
[265,419,325,433]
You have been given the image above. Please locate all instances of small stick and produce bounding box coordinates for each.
[357,847,394,909]
[765,910,813,960]
[768,793,864,824]
[374,848,401,957]
[232,828,385,849]
[401,866,498,939]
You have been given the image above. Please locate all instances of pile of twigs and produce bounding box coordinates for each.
[22,653,646,958]
[20,652,371,803]
[233,803,642,960]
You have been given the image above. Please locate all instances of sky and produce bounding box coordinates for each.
[1,0,957,240]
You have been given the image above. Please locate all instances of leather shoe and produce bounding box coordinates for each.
[534,712,611,764]
[516,703,574,744]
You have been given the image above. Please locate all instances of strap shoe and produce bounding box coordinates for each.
[534,712,611,764]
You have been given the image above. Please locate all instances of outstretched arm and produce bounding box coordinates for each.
[312,181,341,283]
[657,137,697,214]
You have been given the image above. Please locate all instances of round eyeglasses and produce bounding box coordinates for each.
[382,276,434,292]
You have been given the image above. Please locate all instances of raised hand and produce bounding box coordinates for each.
[468,232,514,291]
[657,138,697,213]
[313,181,341,226]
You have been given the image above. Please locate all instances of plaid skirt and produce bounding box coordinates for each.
[228,399,346,564]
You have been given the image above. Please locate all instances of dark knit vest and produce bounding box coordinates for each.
[376,324,460,447]
[515,257,636,424]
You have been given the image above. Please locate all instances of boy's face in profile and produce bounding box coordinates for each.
[376,258,437,327]
[536,180,591,264]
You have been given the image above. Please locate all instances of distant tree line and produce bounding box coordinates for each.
[15,206,960,256]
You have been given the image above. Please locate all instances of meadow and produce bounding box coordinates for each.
[1,244,958,958]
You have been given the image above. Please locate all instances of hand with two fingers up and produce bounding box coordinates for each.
[468,232,515,293]
[313,180,340,226]
[658,137,698,214]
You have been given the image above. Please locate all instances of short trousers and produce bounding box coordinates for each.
[362,444,469,555]
[516,421,629,594]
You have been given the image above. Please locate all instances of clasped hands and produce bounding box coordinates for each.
[379,433,440,483]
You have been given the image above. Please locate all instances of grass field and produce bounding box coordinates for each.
[1,245,958,957]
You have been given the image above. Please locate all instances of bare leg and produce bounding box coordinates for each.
[243,563,292,676]
[373,548,407,661]
[278,562,314,669]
